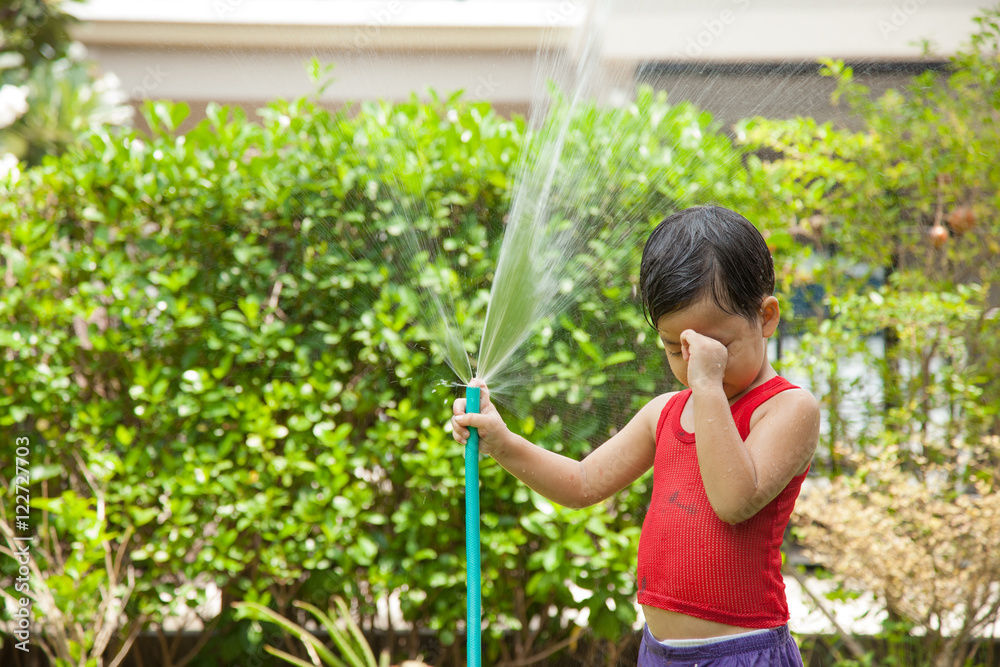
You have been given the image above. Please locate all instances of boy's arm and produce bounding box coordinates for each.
[690,385,819,524]
[452,384,664,509]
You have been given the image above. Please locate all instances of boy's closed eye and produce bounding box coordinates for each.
[662,336,732,358]
[661,337,681,357]
[659,339,680,355]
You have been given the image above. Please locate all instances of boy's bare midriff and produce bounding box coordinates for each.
[642,605,764,641]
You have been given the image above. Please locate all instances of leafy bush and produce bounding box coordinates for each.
[0,85,764,664]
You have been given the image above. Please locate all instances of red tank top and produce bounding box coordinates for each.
[636,375,808,628]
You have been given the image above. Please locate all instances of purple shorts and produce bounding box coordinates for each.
[637,624,804,666]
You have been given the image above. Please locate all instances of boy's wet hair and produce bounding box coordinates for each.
[640,205,774,328]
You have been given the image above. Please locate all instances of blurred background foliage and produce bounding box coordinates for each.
[742,10,1000,667]
[1,5,999,667]
[1,0,79,66]
[1,0,131,165]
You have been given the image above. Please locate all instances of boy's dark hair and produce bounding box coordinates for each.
[639,205,774,328]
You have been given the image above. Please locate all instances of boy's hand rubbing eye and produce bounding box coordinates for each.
[680,329,728,389]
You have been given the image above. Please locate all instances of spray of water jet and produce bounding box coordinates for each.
[322,0,755,414]
[474,0,642,395]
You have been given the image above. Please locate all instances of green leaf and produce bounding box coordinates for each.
[233,602,345,667]
[115,424,134,446]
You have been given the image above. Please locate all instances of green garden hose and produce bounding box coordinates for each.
[465,384,482,667]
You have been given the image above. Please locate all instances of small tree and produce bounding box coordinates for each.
[742,8,1000,464]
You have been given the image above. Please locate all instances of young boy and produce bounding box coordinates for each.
[451,205,820,666]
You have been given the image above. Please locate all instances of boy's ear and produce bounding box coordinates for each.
[760,296,780,337]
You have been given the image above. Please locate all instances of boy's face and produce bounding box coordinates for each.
[655,295,779,400]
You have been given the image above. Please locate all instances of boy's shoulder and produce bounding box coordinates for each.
[772,381,819,407]
[749,382,819,431]
[648,390,682,413]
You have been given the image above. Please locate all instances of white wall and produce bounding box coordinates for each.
[69,0,992,113]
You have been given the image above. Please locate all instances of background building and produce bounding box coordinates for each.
[70,0,989,128]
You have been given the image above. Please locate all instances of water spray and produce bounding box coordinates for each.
[456,4,614,663]
[464,384,482,667]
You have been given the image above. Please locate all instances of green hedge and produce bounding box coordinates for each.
[1,88,773,664]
